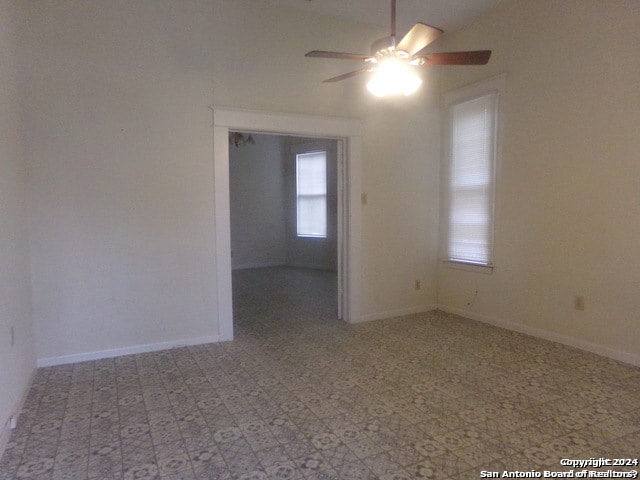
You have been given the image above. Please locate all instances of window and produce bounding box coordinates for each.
[296,151,327,237]
[445,83,500,267]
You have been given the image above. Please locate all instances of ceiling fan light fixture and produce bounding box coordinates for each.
[304,1,491,93]
[366,57,422,97]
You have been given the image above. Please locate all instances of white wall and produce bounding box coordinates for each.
[436,0,640,362]
[22,0,223,364]
[0,0,37,452]
[230,134,287,269]
[360,95,443,321]
[20,0,441,363]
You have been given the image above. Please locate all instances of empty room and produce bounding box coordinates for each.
[1,0,639,479]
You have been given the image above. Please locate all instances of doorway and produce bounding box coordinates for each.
[229,133,340,328]
[212,107,362,341]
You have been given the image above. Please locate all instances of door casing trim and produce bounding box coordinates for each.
[211,107,363,340]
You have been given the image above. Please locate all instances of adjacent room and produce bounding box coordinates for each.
[1,0,639,479]
[229,132,341,332]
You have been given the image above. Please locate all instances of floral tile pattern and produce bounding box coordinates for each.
[2,266,640,479]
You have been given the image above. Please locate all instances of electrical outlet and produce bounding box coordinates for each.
[414,280,421,290]
[574,296,585,311]
[361,193,368,205]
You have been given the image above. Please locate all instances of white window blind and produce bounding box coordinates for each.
[296,151,327,237]
[447,92,497,266]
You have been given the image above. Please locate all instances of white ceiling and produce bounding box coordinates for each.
[261,0,505,37]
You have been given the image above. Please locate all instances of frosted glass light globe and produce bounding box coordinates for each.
[366,57,422,97]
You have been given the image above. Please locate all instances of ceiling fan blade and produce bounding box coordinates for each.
[305,50,370,61]
[322,69,370,83]
[396,23,444,56]
[416,50,492,65]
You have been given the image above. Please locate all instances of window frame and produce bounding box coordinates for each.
[295,150,328,238]
[442,74,505,272]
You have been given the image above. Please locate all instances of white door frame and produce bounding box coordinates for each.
[212,107,362,341]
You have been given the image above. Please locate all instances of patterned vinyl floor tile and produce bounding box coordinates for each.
[2,267,639,480]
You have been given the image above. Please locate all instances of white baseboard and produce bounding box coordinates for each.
[233,263,336,272]
[0,368,36,459]
[37,335,222,367]
[438,305,640,368]
[285,262,336,271]
[357,305,438,324]
[232,262,286,271]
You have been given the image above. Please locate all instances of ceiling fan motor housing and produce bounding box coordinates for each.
[371,36,395,56]
[370,36,411,60]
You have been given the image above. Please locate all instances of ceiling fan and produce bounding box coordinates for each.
[304,0,491,96]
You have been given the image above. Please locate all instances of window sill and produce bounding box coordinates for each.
[296,235,328,240]
[443,259,494,274]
